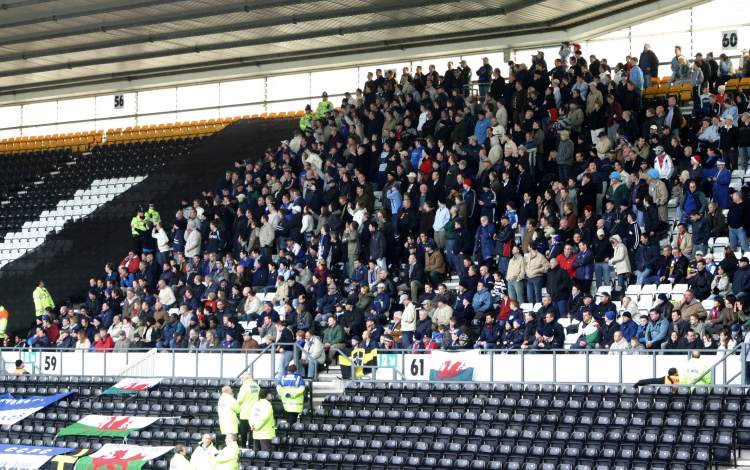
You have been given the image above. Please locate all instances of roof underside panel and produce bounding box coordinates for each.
[0,0,705,95]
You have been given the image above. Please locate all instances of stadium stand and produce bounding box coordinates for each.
[1,373,747,470]
[2,1,750,469]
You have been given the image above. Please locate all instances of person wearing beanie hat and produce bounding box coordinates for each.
[606,170,628,208]
[712,157,731,209]
[647,171,669,222]
[600,309,620,348]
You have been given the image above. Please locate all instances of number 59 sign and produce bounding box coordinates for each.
[38,351,61,375]
[722,30,738,50]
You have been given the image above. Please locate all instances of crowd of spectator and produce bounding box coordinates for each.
[11,41,750,378]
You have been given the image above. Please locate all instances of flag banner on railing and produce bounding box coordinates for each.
[101,378,162,395]
[73,444,172,470]
[44,448,91,470]
[0,391,74,425]
[0,444,75,469]
[56,416,161,438]
[428,350,481,381]
[338,348,378,379]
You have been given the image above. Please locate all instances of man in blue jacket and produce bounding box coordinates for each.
[644,309,668,349]
[572,240,595,294]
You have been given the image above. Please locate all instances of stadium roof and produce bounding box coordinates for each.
[0,0,704,97]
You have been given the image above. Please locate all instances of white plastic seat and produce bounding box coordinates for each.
[625,284,641,296]
[656,284,672,295]
[640,284,657,296]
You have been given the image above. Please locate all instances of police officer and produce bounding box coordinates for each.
[130,207,149,254]
[275,364,305,423]
[236,373,260,448]
[32,281,54,318]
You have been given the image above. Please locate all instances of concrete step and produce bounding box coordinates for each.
[311,365,347,407]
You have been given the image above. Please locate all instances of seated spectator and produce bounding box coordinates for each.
[474,314,503,350]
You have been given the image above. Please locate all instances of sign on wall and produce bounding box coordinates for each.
[114,94,124,109]
[721,30,738,50]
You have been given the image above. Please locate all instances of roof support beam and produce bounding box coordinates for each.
[0,0,325,41]
[0,0,442,59]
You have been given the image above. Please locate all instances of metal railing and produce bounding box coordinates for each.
[2,343,746,385]
[343,345,747,386]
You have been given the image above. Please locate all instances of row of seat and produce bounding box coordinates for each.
[0,130,103,154]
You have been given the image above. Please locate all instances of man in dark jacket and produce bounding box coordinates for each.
[599,311,621,348]
[368,223,386,268]
[534,311,565,350]
[634,234,661,285]
[546,258,572,318]
[687,260,713,300]
[572,241,595,294]
[733,257,750,299]
[638,44,660,89]
[474,314,503,349]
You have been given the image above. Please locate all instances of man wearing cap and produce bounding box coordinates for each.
[315,91,333,118]
[652,146,673,182]
[647,167,669,222]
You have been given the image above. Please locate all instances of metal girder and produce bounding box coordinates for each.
[0,0,545,76]
[0,0,326,43]
[0,0,442,60]
[0,0,189,28]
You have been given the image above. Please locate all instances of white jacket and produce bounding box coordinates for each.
[152,228,171,253]
[654,152,674,180]
[184,229,202,257]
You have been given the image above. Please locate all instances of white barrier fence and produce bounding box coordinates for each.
[0,349,274,379]
[2,347,743,385]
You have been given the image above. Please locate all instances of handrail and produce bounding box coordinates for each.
[2,345,742,355]
[236,343,275,379]
[692,343,744,386]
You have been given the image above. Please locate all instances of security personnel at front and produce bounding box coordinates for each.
[237,373,260,448]
[276,364,305,423]
[213,433,240,470]
[249,389,276,451]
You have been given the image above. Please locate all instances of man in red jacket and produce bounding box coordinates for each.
[94,328,115,352]
[555,243,577,279]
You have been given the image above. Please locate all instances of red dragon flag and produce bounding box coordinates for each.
[56,415,161,438]
[73,444,173,470]
[428,350,479,381]
[101,378,162,395]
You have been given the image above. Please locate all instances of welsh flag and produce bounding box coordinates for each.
[102,378,162,395]
[57,415,160,438]
[428,350,477,381]
[74,444,173,470]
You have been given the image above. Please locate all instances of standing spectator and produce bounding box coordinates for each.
[399,293,417,348]
[728,191,750,252]
[524,243,549,304]
[638,43,659,89]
